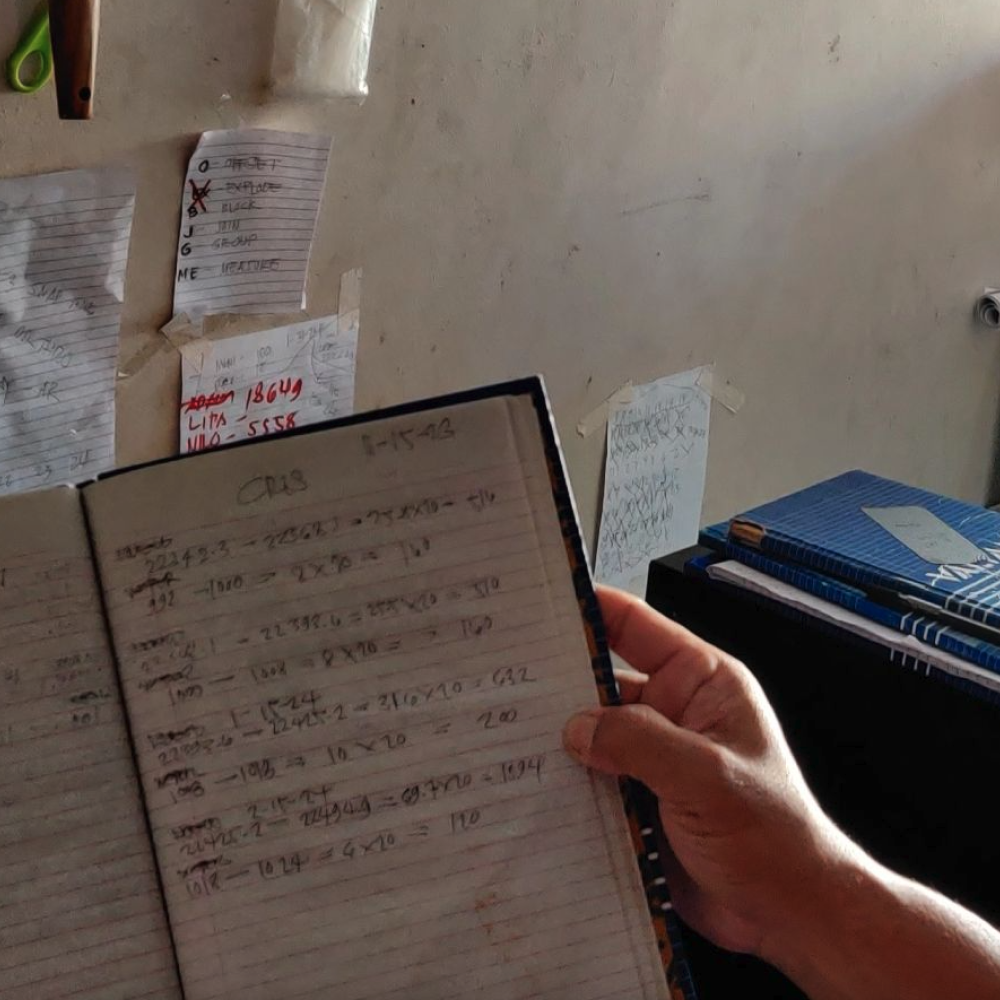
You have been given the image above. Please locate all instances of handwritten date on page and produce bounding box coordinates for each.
[85,395,667,1000]
[0,489,181,1000]
[0,167,136,497]
[595,367,711,594]
[173,129,332,320]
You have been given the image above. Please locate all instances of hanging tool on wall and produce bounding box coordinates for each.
[5,0,99,119]
[6,5,53,95]
[50,0,99,119]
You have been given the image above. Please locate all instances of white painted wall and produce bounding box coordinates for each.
[2,0,1000,545]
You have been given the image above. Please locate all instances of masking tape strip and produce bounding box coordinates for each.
[161,312,200,350]
[697,367,746,414]
[121,269,362,380]
[338,268,363,343]
[576,382,635,438]
[117,337,164,379]
[117,312,201,379]
[339,267,363,317]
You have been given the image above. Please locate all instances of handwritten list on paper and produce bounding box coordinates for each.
[595,367,711,593]
[0,167,136,497]
[85,396,667,1000]
[173,129,332,319]
[179,311,358,454]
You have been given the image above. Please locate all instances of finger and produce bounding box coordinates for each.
[562,704,705,799]
[614,667,648,705]
[598,585,715,673]
[597,586,727,724]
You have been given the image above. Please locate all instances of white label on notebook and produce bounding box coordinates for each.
[173,129,332,319]
[863,505,986,566]
[0,166,135,496]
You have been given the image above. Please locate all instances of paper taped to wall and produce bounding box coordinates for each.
[179,271,360,455]
[595,367,711,593]
[179,313,357,453]
[0,166,136,497]
[173,129,332,320]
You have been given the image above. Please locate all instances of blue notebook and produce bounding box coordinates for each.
[686,547,1000,708]
[728,471,1000,635]
[700,522,1000,682]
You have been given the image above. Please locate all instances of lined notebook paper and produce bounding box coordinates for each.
[0,167,136,496]
[172,129,332,319]
[0,489,180,1000]
[85,394,668,1000]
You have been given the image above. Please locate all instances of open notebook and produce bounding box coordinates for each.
[0,379,688,1000]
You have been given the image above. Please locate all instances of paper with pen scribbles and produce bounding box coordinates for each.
[0,167,136,497]
[179,312,358,454]
[595,367,711,593]
[84,393,668,1000]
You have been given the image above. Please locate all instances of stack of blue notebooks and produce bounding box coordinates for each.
[697,470,1000,706]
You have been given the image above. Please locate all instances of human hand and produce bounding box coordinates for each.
[562,585,848,960]
[564,587,1000,1000]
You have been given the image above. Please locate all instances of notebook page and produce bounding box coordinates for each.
[83,392,667,1000]
[173,129,332,319]
[0,167,136,496]
[0,488,181,1000]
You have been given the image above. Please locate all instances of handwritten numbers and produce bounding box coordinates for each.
[478,708,518,729]
[450,808,481,834]
[362,418,456,458]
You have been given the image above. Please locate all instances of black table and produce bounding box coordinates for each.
[646,549,1000,1000]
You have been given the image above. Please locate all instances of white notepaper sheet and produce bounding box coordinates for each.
[595,367,711,593]
[179,309,358,454]
[0,167,136,497]
[172,129,332,319]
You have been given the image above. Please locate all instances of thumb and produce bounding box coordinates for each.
[562,704,705,798]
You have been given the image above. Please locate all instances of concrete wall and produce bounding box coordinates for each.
[3,0,1000,543]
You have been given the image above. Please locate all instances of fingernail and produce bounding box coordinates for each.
[562,711,600,762]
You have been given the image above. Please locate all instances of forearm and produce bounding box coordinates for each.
[765,836,1000,1000]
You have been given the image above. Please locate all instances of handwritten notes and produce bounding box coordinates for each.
[173,129,332,320]
[0,488,181,1000]
[179,272,360,454]
[0,167,136,497]
[85,394,667,1000]
[595,367,711,593]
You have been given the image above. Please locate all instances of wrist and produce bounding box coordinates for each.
[759,831,1000,1000]
[757,819,880,992]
